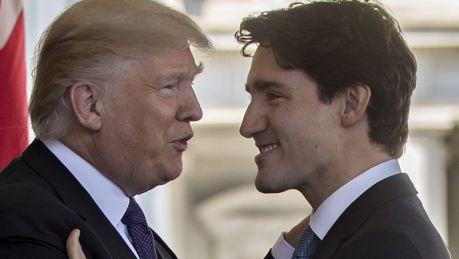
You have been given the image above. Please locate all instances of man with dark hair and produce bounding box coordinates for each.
[236,0,450,258]
[0,0,212,258]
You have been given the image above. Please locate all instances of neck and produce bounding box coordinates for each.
[300,147,392,210]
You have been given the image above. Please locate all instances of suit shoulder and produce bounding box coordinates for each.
[335,229,450,259]
[0,160,63,213]
[152,230,178,259]
[0,156,54,195]
[363,195,449,254]
[0,160,83,256]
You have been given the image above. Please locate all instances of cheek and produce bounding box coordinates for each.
[278,110,310,138]
[143,114,175,140]
[135,99,176,130]
[279,112,324,153]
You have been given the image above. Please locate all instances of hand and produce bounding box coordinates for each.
[284,215,310,248]
[66,229,87,259]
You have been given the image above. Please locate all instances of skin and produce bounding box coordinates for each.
[240,46,345,208]
[284,215,310,249]
[63,46,203,197]
[67,229,85,259]
[65,218,309,259]
[66,46,391,255]
[241,47,391,246]
[64,47,203,258]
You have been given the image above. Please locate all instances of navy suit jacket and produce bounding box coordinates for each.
[265,173,450,259]
[0,139,177,259]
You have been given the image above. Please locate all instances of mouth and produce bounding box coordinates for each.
[254,143,280,168]
[257,143,280,154]
[172,134,193,152]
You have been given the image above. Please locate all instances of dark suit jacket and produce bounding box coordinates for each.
[265,173,451,259]
[0,139,177,259]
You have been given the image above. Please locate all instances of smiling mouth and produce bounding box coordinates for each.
[258,143,280,154]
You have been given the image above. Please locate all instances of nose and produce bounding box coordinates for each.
[178,87,203,122]
[239,101,266,138]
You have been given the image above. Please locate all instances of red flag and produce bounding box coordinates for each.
[0,0,28,171]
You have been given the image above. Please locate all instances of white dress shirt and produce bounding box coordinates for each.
[271,159,402,259]
[43,139,140,258]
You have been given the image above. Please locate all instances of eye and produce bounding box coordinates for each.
[163,83,177,89]
[160,81,180,93]
[157,82,179,97]
[266,92,283,101]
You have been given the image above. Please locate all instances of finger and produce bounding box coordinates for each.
[66,229,87,259]
[285,215,311,248]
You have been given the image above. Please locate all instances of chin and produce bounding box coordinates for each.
[161,168,182,183]
[254,176,285,194]
[164,174,180,183]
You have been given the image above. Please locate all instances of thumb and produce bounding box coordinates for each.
[66,229,87,259]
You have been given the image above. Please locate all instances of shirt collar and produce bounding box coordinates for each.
[43,139,129,226]
[310,159,401,239]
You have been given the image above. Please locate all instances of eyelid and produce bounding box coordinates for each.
[266,91,284,102]
[163,79,179,87]
[267,91,282,97]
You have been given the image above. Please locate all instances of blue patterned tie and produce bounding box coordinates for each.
[122,198,157,259]
[292,225,320,259]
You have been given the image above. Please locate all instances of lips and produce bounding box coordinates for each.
[172,134,192,152]
[254,142,280,168]
[258,143,280,154]
[256,142,280,154]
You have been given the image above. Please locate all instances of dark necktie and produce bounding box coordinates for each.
[122,198,157,259]
[292,225,320,259]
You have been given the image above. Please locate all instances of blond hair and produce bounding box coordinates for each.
[29,0,212,139]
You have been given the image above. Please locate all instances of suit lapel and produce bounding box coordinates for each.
[151,229,177,259]
[23,139,136,259]
[312,173,417,259]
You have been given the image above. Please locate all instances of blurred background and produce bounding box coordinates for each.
[20,0,459,258]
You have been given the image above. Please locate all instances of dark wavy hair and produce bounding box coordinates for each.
[235,0,416,158]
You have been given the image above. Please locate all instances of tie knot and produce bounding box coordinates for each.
[122,198,148,226]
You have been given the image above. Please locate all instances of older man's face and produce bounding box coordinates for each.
[97,47,203,196]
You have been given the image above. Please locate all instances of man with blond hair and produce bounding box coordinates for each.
[0,0,212,258]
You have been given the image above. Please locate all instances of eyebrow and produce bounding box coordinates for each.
[245,79,285,93]
[161,62,204,82]
[194,62,204,76]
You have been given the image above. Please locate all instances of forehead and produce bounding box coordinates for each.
[249,47,284,75]
[246,47,315,93]
[109,47,201,94]
[139,47,199,79]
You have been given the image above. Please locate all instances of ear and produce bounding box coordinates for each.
[341,83,371,127]
[67,82,103,131]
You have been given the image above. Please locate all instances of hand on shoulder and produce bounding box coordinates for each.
[284,215,310,248]
[66,229,86,259]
